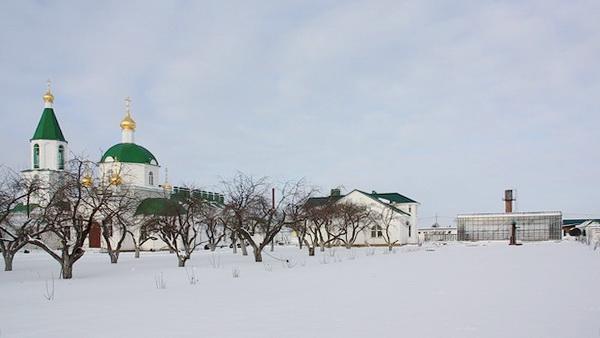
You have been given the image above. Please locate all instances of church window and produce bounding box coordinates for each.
[371,225,383,238]
[148,172,154,186]
[58,145,65,170]
[33,144,40,169]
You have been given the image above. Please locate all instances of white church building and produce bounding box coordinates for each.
[22,85,186,252]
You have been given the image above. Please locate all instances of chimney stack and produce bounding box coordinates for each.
[503,189,515,213]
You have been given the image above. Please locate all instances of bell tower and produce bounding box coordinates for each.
[23,81,69,186]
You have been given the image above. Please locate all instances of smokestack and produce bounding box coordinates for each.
[504,189,514,213]
[272,188,275,210]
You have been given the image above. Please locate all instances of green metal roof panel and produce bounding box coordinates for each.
[135,198,185,216]
[369,192,418,204]
[101,143,158,165]
[31,108,66,142]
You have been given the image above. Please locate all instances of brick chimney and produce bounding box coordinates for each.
[504,189,515,213]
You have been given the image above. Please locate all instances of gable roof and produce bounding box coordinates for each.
[32,108,67,142]
[563,219,600,226]
[304,189,414,217]
[365,192,418,204]
[352,190,411,216]
[304,195,344,209]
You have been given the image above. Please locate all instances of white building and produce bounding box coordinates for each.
[22,86,178,252]
[303,189,419,246]
[417,224,457,242]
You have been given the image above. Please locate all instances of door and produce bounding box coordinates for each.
[89,222,101,248]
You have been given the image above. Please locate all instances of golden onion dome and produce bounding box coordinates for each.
[81,175,93,188]
[43,90,54,104]
[110,173,122,186]
[120,113,136,130]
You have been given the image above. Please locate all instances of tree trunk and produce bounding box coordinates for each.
[253,248,263,262]
[109,252,119,264]
[308,247,315,256]
[62,258,74,279]
[3,251,14,271]
[134,247,140,258]
[178,256,187,267]
[210,243,216,252]
[320,242,325,252]
[240,238,248,256]
[298,236,303,249]
[388,244,393,252]
[270,240,275,252]
[345,243,352,249]
[231,235,237,254]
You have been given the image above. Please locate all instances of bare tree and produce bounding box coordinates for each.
[300,200,339,256]
[222,173,309,262]
[28,158,123,279]
[100,189,141,263]
[337,202,372,249]
[370,206,400,251]
[128,218,158,258]
[141,189,207,267]
[0,168,44,271]
[201,203,226,251]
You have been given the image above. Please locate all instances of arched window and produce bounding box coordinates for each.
[148,172,154,186]
[57,145,65,170]
[33,144,40,169]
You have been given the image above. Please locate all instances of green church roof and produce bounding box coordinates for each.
[101,143,158,165]
[31,108,67,142]
[135,198,185,216]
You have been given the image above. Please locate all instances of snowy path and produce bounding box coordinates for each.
[1,241,599,338]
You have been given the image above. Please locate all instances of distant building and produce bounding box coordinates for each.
[456,189,562,242]
[457,211,562,241]
[417,225,457,242]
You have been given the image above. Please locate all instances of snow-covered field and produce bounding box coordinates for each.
[1,241,599,338]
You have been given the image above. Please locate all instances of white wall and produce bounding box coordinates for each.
[336,190,415,246]
[30,139,68,171]
[99,162,160,188]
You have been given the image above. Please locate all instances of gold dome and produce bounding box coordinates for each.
[110,173,122,186]
[43,80,54,104]
[120,97,136,130]
[120,113,136,130]
[81,175,93,188]
[43,90,54,104]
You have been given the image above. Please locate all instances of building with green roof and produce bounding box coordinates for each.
[98,98,163,190]
[22,84,69,187]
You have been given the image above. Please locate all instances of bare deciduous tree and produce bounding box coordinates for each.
[300,199,340,256]
[223,173,310,262]
[100,189,141,263]
[28,158,125,279]
[141,189,208,267]
[201,202,226,251]
[337,202,373,249]
[370,206,401,251]
[0,168,44,271]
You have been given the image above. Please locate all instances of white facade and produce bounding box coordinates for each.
[98,161,160,189]
[340,190,417,246]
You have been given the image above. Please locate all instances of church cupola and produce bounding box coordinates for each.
[120,97,136,143]
[30,81,68,171]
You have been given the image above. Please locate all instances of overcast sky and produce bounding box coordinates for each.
[1,1,599,226]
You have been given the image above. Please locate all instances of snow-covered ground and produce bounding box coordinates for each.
[1,241,599,338]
